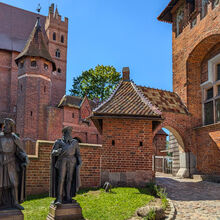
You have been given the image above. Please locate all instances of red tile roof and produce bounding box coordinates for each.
[15,18,56,71]
[93,80,188,118]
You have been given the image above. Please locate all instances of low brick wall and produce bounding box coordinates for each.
[26,141,102,195]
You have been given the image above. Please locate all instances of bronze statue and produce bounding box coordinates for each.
[50,126,82,205]
[0,118,29,210]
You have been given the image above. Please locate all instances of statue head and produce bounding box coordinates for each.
[3,118,15,134]
[62,126,72,138]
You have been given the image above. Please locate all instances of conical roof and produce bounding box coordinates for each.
[15,17,56,71]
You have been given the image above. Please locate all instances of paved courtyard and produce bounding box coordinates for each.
[156,173,220,220]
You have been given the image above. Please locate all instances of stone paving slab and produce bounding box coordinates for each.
[156,173,220,220]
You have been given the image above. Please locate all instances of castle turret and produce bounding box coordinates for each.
[45,4,68,106]
[15,16,56,140]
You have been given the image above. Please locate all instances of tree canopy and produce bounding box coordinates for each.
[69,65,121,101]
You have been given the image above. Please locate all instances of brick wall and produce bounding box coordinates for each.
[26,141,101,195]
[153,134,167,156]
[101,118,154,187]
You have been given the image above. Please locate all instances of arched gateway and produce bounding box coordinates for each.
[90,67,192,186]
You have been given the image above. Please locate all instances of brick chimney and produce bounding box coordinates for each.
[122,67,130,81]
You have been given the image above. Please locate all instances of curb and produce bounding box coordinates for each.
[165,199,176,220]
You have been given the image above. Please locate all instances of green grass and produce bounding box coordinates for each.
[22,187,154,220]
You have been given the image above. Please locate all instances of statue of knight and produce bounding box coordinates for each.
[50,126,82,205]
[0,118,29,210]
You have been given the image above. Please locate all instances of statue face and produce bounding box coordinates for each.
[3,121,12,134]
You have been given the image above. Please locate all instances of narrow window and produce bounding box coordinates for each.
[20,84,23,91]
[72,113,74,118]
[207,87,213,100]
[217,64,220,81]
[139,141,143,147]
[53,32,56,41]
[61,35,64,43]
[20,61,24,69]
[31,60,37,67]
[188,0,195,14]
[201,0,208,19]
[58,68,61,73]
[44,86,46,93]
[204,101,214,125]
[30,111,33,117]
[112,140,115,146]
[216,98,220,122]
[44,63,48,70]
[176,6,184,37]
[55,49,60,58]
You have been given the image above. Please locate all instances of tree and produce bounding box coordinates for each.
[70,65,121,101]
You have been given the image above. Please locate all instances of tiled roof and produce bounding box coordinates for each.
[157,0,179,23]
[138,86,188,114]
[93,81,188,117]
[209,131,220,150]
[0,2,46,52]
[58,95,97,110]
[15,18,56,71]
[93,81,162,118]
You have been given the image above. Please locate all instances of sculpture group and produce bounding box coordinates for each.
[0,119,83,219]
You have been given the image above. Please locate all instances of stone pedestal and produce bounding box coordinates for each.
[0,209,24,220]
[47,203,84,220]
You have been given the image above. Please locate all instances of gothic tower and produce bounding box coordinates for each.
[45,4,68,106]
[15,16,56,140]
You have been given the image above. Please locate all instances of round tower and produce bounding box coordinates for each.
[15,16,56,140]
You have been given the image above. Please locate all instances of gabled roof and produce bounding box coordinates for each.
[138,86,188,115]
[93,81,162,118]
[157,129,168,136]
[58,95,97,110]
[15,17,56,71]
[158,0,179,23]
[92,81,188,118]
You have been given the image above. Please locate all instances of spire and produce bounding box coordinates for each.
[15,17,56,71]
[54,6,59,19]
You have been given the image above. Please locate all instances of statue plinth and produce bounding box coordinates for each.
[0,209,24,220]
[47,202,84,220]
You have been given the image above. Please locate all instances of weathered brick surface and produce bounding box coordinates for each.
[153,133,167,156]
[26,142,101,195]
[101,118,154,186]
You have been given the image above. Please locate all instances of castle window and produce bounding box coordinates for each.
[72,113,74,118]
[206,87,213,100]
[201,0,209,19]
[44,86,46,93]
[217,64,220,80]
[139,141,143,147]
[176,5,184,37]
[112,140,115,146]
[61,35,64,43]
[44,63,48,70]
[31,60,37,67]
[202,55,220,125]
[30,111,33,117]
[58,68,61,73]
[53,32,56,41]
[19,61,24,69]
[55,49,60,58]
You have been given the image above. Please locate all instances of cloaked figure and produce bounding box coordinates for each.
[50,126,82,205]
[0,118,29,210]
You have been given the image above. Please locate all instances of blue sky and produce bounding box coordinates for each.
[2,0,172,94]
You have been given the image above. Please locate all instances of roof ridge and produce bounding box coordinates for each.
[93,80,123,112]
[137,85,174,94]
[131,82,162,116]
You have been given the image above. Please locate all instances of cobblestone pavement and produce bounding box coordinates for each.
[156,173,220,220]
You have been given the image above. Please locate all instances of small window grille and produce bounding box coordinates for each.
[31,60,37,67]
[217,64,220,81]
[55,49,60,58]
[53,32,56,41]
[44,63,48,70]
[207,88,213,100]
[61,35,64,43]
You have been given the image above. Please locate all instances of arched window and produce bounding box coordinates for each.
[53,32,56,41]
[201,0,209,18]
[61,35,64,43]
[176,6,184,37]
[57,68,61,73]
[55,49,60,58]
[31,60,37,67]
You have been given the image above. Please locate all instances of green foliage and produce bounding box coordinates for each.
[69,65,121,101]
[144,209,156,220]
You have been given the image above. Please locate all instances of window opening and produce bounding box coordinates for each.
[217,64,220,81]
[204,101,214,125]
[30,111,33,117]
[176,6,184,37]
[201,0,209,19]
[61,35,64,43]
[112,140,115,146]
[20,61,24,69]
[207,87,213,100]
[72,113,74,118]
[55,49,60,58]
[44,63,48,70]
[31,60,37,67]
[139,141,143,147]
[58,68,61,73]
[44,86,46,93]
[53,32,56,41]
